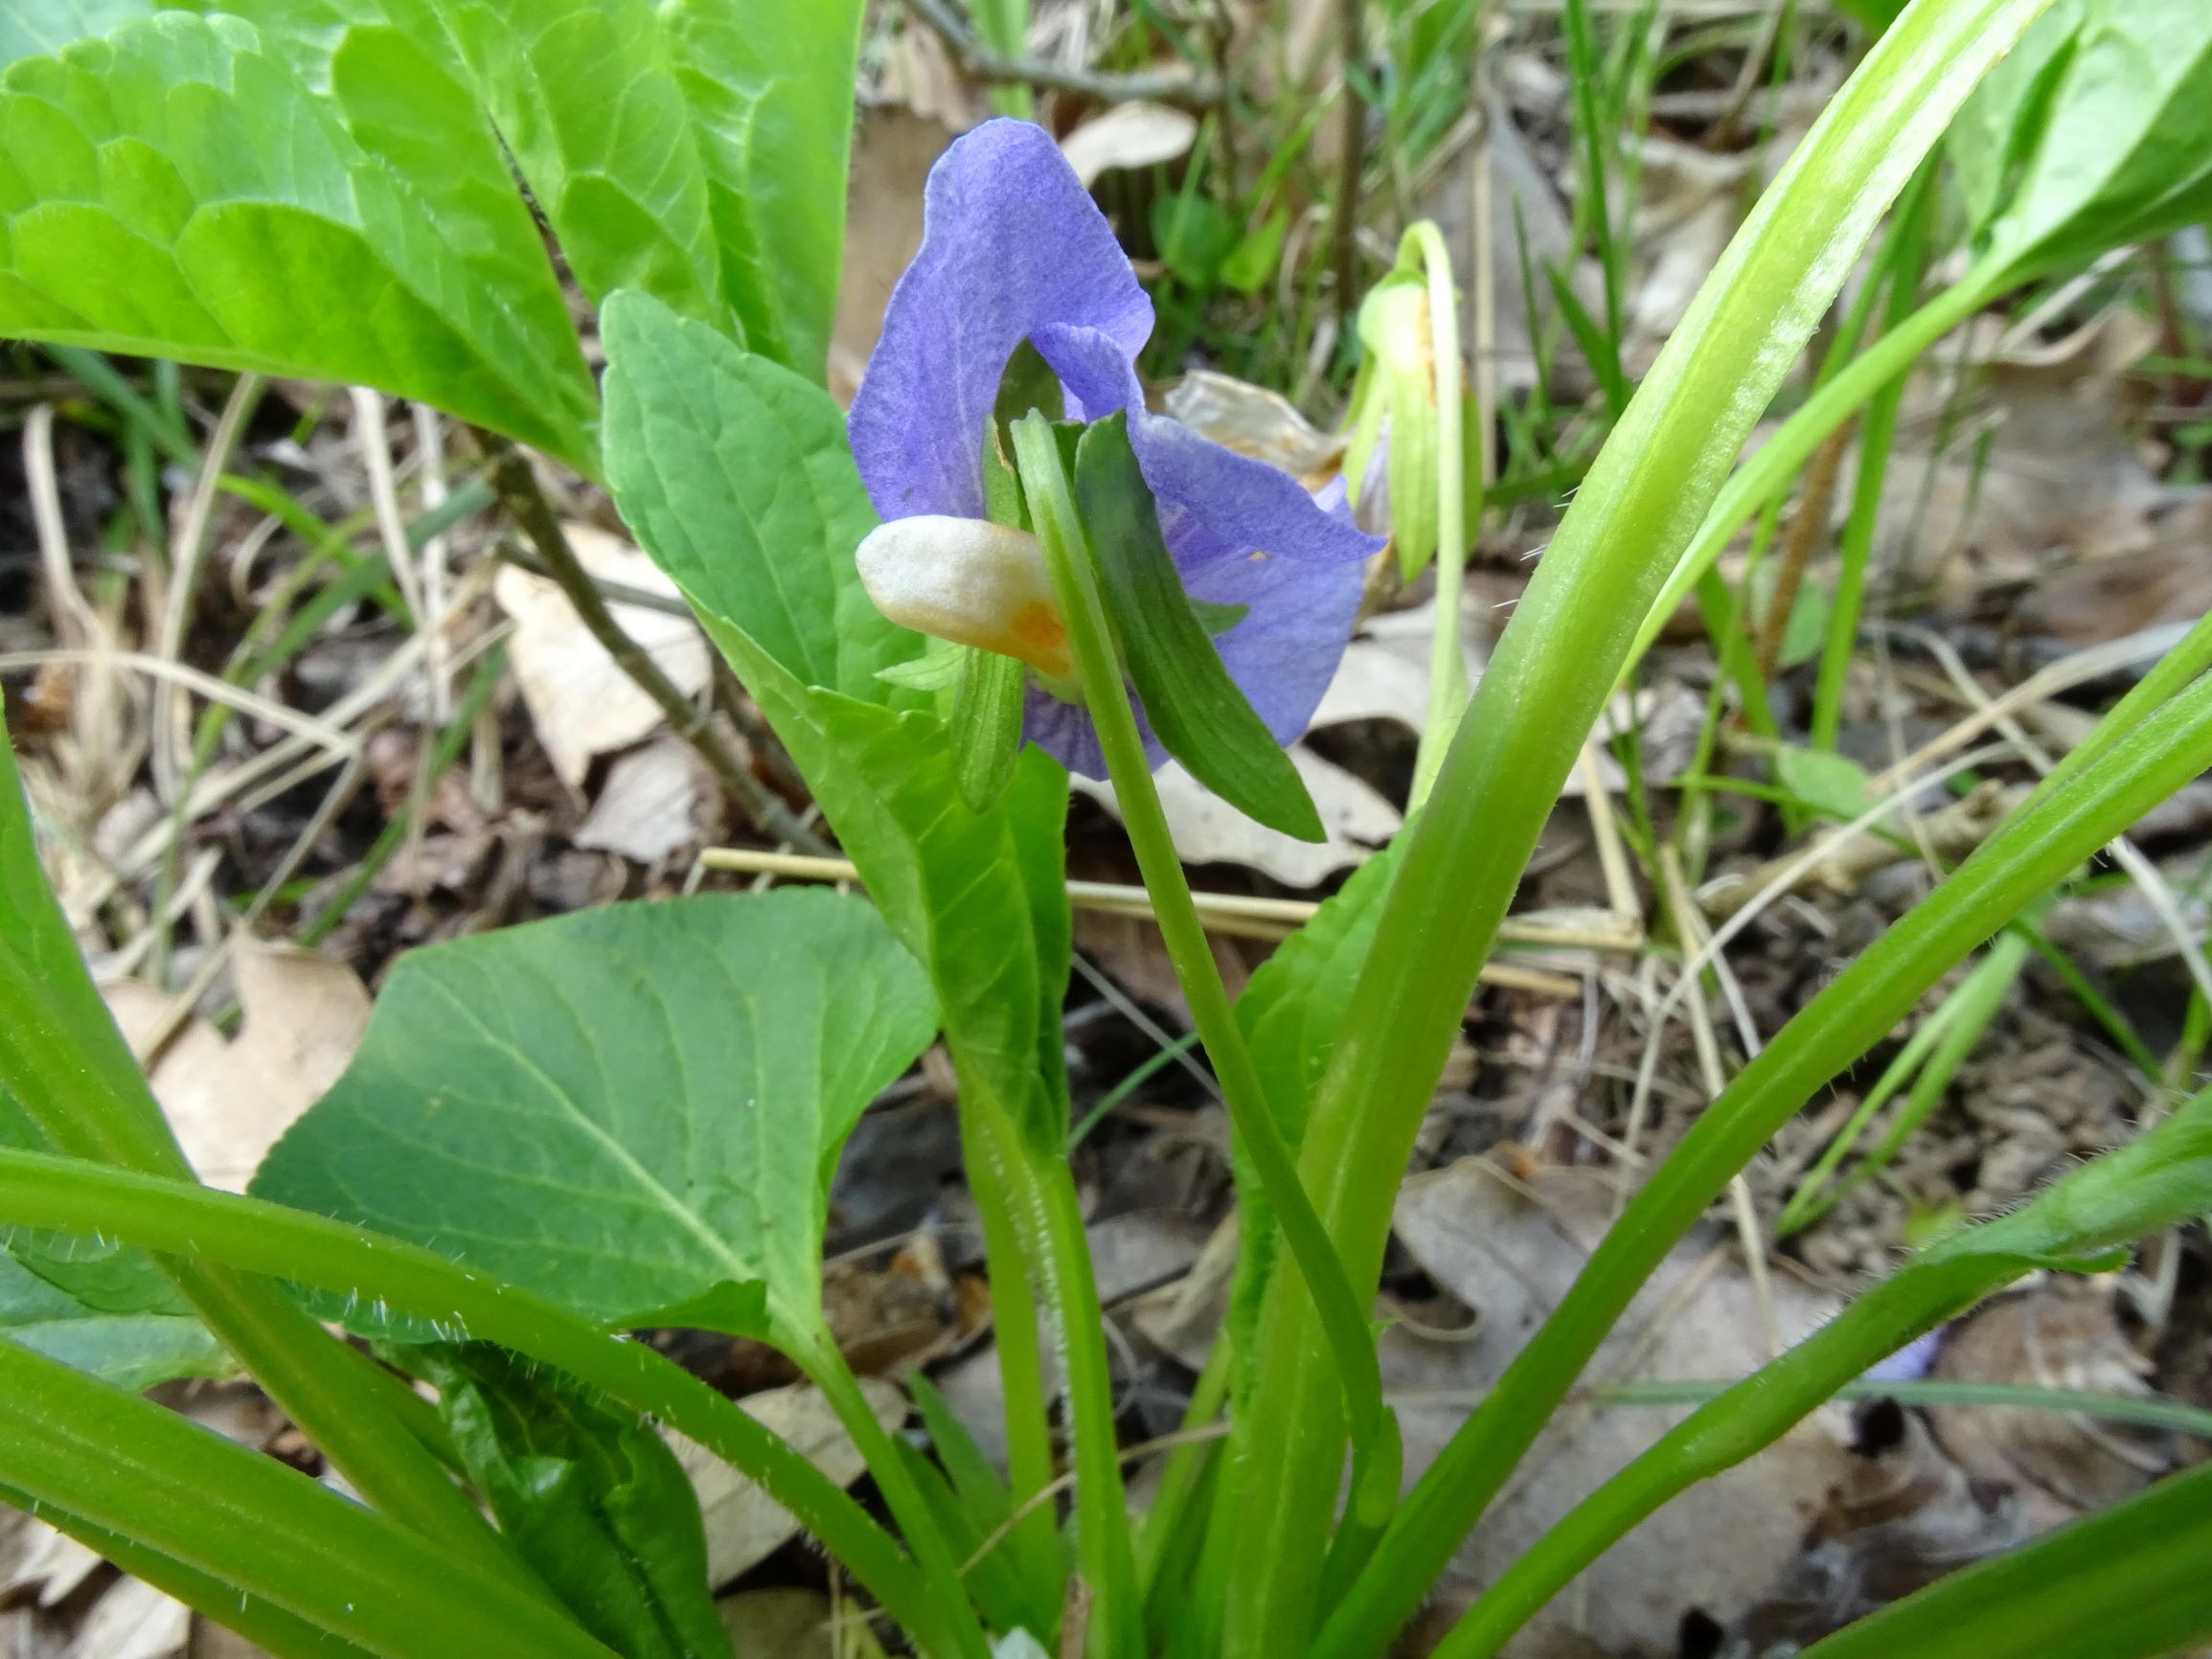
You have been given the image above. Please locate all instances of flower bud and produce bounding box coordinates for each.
[855,514,1073,679]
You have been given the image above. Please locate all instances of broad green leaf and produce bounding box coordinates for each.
[1073,413,1324,843]
[0,0,146,68]
[654,0,865,381]
[250,892,936,1347]
[0,1085,230,1391]
[1959,0,2212,280]
[414,0,725,330]
[0,739,221,1388]
[418,1343,732,1659]
[0,14,598,469]
[0,1231,226,1392]
[600,289,922,702]
[717,659,1074,1150]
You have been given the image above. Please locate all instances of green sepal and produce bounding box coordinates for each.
[1072,412,1325,843]
[949,644,1027,811]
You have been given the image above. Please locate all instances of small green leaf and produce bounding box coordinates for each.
[1073,412,1324,843]
[1775,745,1873,822]
[949,646,1027,811]
[417,1344,733,1659]
[601,289,924,702]
[251,892,936,1347]
[984,339,1063,529]
[0,13,599,471]
[1151,193,1234,289]
[1220,206,1290,296]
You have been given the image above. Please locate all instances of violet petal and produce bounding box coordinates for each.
[849,121,1152,523]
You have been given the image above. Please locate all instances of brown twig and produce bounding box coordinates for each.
[474,433,832,856]
[1328,0,1369,330]
[903,0,1219,110]
[1753,418,1853,682]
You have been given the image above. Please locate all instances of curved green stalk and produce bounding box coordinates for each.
[1428,1082,2212,1657]
[956,1088,1066,1620]
[0,1149,954,1657]
[801,1338,992,1659]
[1629,255,2007,680]
[1222,3,2057,1649]
[1312,664,2212,1659]
[1408,219,1471,806]
[1011,412,1402,1563]
[0,1339,612,1659]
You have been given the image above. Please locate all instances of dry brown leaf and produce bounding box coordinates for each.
[672,1378,907,1587]
[1060,102,1198,188]
[573,735,720,865]
[491,524,710,790]
[1925,1284,2183,1526]
[2,1512,103,1607]
[66,1578,188,1659]
[1388,1157,1849,1646]
[1074,748,1398,888]
[189,1622,272,1658]
[717,1587,869,1659]
[104,943,371,1192]
[832,108,957,405]
[1164,371,1347,489]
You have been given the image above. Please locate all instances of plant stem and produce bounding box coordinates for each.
[475,432,831,855]
[958,1080,1066,1614]
[1012,412,1401,1563]
[1329,0,1367,330]
[1407,220,1470,807]
[0,1338,610,1659]
[804,1339,992,1659]
[1753,418,1851,682]
[0,1149,946,1654]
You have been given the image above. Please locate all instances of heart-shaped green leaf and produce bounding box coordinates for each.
[251,891,936,1347]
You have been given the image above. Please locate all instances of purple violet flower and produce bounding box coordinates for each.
[848,118,1382,780]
